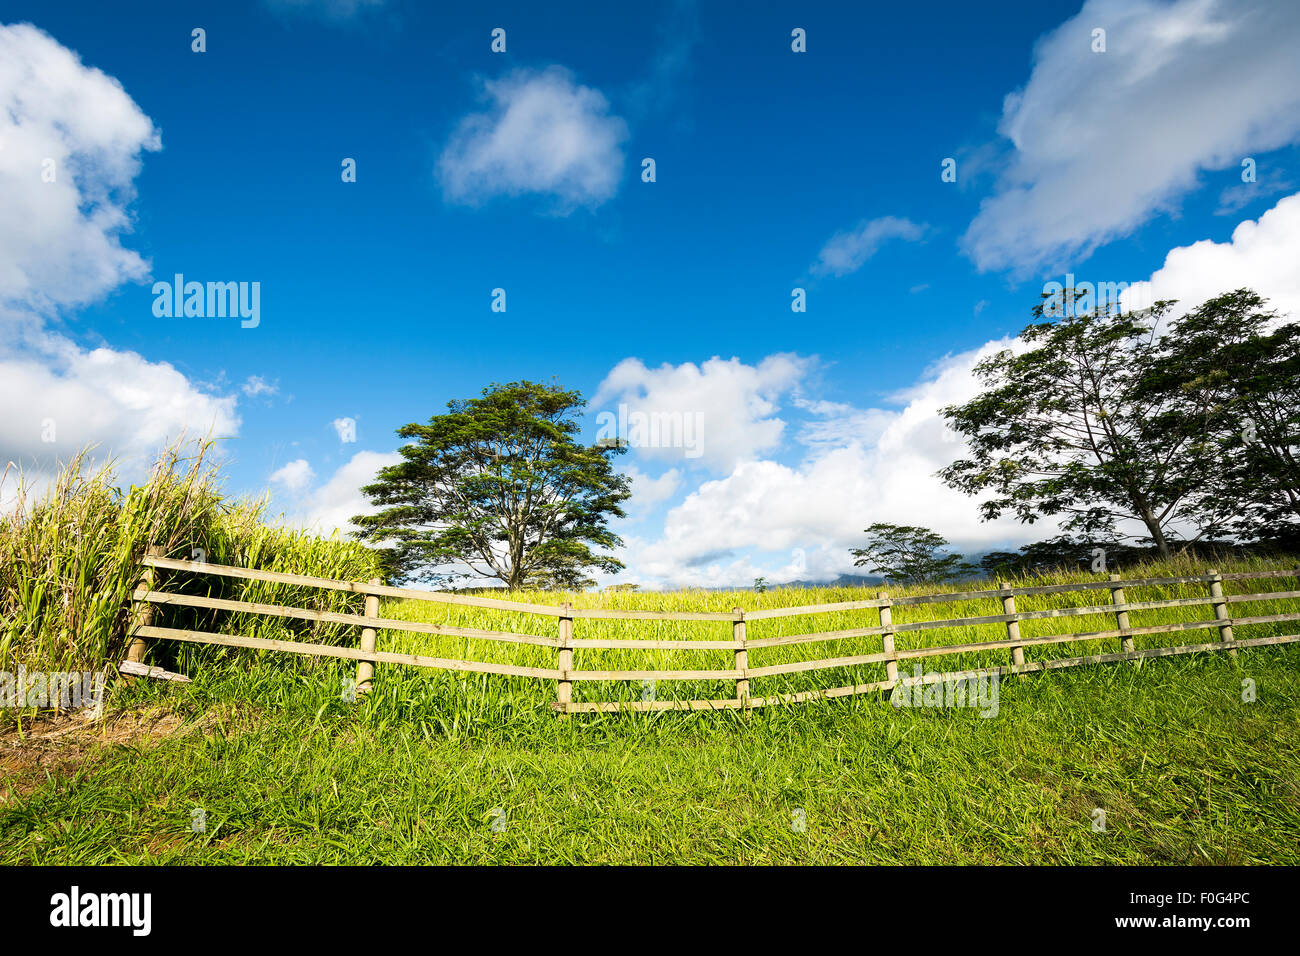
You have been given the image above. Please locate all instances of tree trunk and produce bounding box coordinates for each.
[1143,514,1171,558]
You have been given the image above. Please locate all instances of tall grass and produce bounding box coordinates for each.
[7,443,1299,733]
[363,550,1300,717]
[0,442,382,678]
[4,454,1298,864]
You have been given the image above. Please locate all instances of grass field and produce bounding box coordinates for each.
[3,558,1299,864]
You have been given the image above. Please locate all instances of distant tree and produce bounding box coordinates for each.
[352,381,631,589]
[850,523,975,584]
[939,294,1222,558]
[978,536,1148,577]
[976,551,1024,579]
[753,576,768,593]
[1144,289,1300,548]
[980,534,1252,579]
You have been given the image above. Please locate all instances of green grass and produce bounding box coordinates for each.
[3,556,1299,864]
[1,646,1297,864]
[367,552,1300,709]
[0,441,382,680]
[3,449,1298,864]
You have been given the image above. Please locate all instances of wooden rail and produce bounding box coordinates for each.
[127,554,1300,714]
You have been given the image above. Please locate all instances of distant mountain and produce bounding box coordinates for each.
[776,573,885,589]
[704,572,886,592]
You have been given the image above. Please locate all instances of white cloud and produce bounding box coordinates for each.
[293,450,402,534]
[0,23,160,312]
[812,216,927,277]
[622,465,682,516]
[331,416,357,442]
[0,24,240,480]
[0,323,239,468]
[793,398,893,454]
[617,344,1022,589]
[242,375,278,397]
[962,0,1300,274]
[593,354,810,472]
[618,185,1300,588]
[438,67,628,211]
[269,458,315,492]
[1121,190,1300,320]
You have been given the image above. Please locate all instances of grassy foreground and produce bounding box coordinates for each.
[3,448,1298,863]
[1,645,1297,864]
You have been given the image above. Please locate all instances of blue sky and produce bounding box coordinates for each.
[3,0,1300,587]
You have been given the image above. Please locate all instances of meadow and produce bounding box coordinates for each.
[2,447,1298,864]
[2,641,1297,864]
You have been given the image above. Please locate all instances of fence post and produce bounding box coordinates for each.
[733,608,749,706]
[356,577,380,694]
[878,592,897,685]
[1208,570,1237,659]
[557,602,574,714]
[1109,573,1133,654]
[125,545,163,666]
[1000,582,1025,668]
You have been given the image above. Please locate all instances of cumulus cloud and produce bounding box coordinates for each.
[269,458,315,492]
[0,22,160,312]
[617,344,1021,588]
[438,67,628,211]
[0,24,239,482]
[617,184,1300,588]
[1121,190,1300,319]
[0,322,238,463]
[592,354,810,472]
[622,465,682,516]
[962,0,1300,275]
[811,216,927,277]
[292,450,402,534]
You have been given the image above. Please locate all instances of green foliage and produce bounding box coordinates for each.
[940,293,1217,556]
[941,287,1300,559]
[1143,289,1300,547]
[352,380,630,589]
[0,443,382,675]
[849,522,975,583]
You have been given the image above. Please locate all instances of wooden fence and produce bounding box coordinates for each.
[125,549,1300,714]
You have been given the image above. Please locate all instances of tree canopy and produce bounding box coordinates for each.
[1144,289,1300,550]
[850,523,975,584]
[940,288,1300,558]
[351,381,631,589]
[939,294,1221,557]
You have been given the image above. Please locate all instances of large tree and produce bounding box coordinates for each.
[352,381,631,589]
[939,294,1221,557]
[1146,289,1300,548]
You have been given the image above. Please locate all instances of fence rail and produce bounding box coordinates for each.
[126,551,1300,713]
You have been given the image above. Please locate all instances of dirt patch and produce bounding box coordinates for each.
[0,706,214,804]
